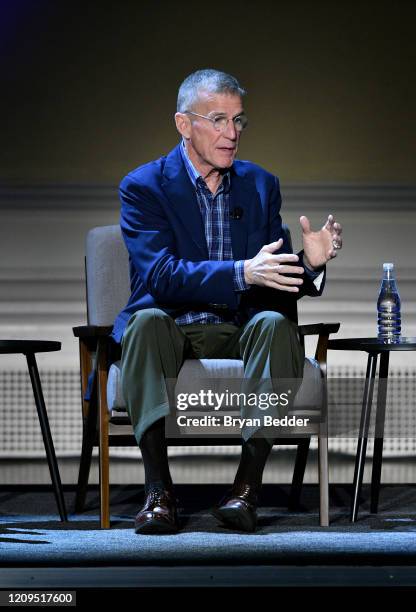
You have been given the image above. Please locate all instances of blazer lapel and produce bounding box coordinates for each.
[229,169,259,260]
[161,146,208,258]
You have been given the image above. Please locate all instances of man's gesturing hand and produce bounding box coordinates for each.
[243,238,304,292]
[300,214,343,270]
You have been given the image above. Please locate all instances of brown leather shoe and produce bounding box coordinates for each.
[211,483,258,532]
[134,487,179,534]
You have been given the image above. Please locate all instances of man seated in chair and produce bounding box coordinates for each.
[112,69,343,534]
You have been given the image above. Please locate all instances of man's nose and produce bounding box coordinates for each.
[223,119,238,139]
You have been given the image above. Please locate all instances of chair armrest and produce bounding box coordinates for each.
[73,325,113,338]
[298,323,341,375]
[298,323,340,337]
[75,327,112,420]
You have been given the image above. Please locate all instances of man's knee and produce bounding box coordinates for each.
[124,308,170,339]
[250,310,291,331]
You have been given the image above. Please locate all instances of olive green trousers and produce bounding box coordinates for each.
[120,308,304,445]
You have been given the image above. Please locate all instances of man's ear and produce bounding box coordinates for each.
[175,112,191,139]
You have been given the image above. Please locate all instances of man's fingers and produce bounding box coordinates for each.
[264,279,300,293]
[299,215,311,234]
[268,253,300,264]
[261,238,283,253]
[263,267,303,285]
[324,214,335,230]
[273,264,304,275]
[331,234,342,251]
[277,276,303,285]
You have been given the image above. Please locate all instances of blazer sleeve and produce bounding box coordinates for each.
[119,175,240,308]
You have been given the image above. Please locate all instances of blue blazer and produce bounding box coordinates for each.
[112,144,325,343]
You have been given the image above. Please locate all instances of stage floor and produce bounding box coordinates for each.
[1,483,416,589]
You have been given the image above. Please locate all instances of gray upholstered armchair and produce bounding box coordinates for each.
[73,225,340,528]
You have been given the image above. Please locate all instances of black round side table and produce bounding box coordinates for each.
[0,340,67,522]
[328,337,416,522]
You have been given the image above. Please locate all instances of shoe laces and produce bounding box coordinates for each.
[147,488,168,505]
[231,483,258,504]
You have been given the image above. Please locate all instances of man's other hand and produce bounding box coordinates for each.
[244,239,304,292]
[300,214,343,270]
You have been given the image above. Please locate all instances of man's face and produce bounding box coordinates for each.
[176,91,244,172]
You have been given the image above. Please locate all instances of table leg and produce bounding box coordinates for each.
[351,352,378,522]
[371,351,390,514]
[26,352,68,522]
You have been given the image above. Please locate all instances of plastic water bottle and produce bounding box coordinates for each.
[377,263,401,343]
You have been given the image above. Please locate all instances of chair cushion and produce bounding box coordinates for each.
[107,357,323,415]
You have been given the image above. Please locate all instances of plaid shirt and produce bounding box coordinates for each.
[175,141,247,325]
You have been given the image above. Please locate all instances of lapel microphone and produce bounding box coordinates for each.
[230,207,243,220]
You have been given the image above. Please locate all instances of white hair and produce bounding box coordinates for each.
[177,69,246,113]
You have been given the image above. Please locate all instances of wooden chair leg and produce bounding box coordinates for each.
[99,425,110,529]
[318,428,329,527]
[97,338,110,529]
[74,409,96,513]
[76,338,96,513]
[314,337,330,527]
[288,438,310,510]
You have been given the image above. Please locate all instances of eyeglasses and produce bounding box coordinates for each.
[184,110,248,132]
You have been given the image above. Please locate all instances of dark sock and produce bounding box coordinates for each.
[233,437,273,491]
[139,418,173,493]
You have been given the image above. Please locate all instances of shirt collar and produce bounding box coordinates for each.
[180,139,200,187]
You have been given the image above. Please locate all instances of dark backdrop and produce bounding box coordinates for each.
[1,0,415,183]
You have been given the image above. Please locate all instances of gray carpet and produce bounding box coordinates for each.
[1,485,416,565]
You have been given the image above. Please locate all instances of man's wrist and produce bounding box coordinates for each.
[302,252,316,271]
[301,251,325,277]
[234,260,250,291]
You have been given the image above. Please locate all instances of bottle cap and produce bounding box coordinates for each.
[383,263,394,271]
